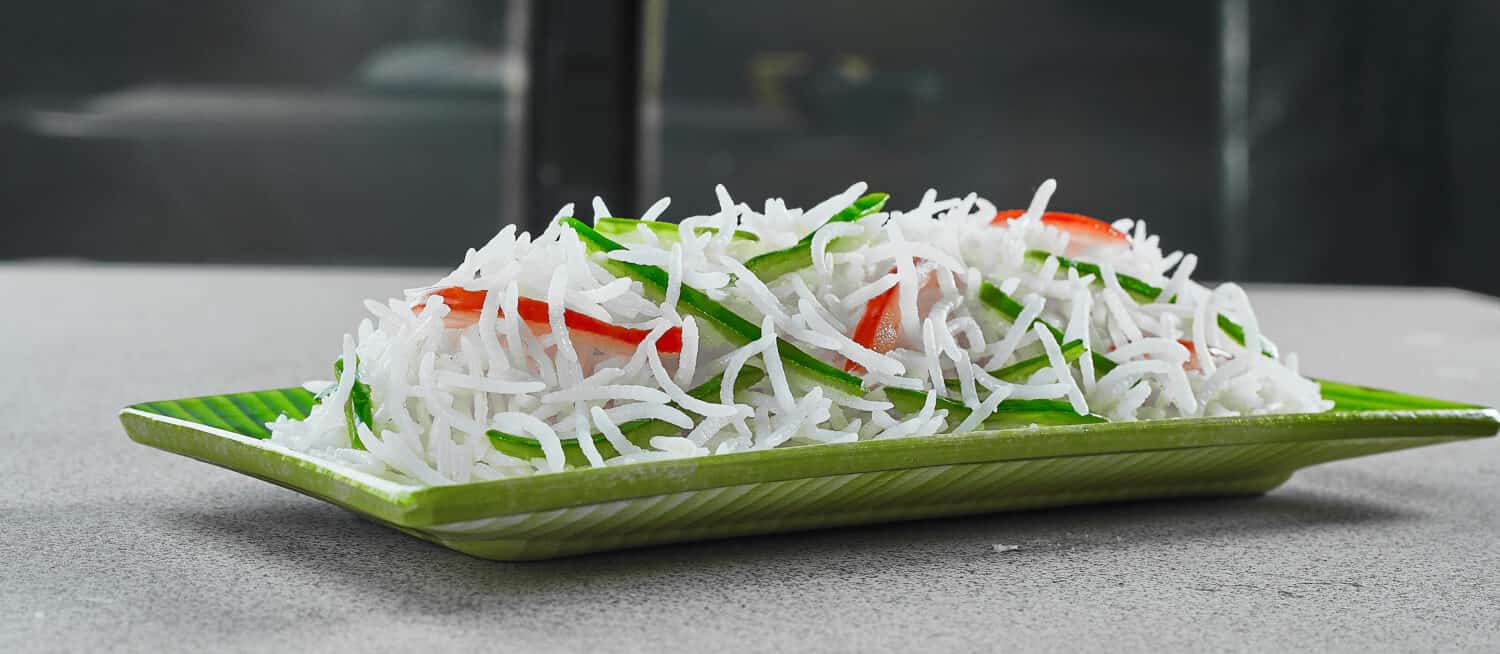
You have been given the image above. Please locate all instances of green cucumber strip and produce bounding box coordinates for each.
[947,339,1086,391]
[1024,250,1162,302]
[744,192,889,282]
[329,358,372,450]
[978,281,1118,376]
[1206,313,1273,356]
[883,387,1104,428]
[593,217,760,243]
[1216,314,1245,346]
[1215,313,1276,355]
[742,243,820,283]
[563,217,864,397]
[796,192,890,244]
[1023,250,1272,356]
[487,419,670,467]
[485,368,766,466]
[978,280,1062,339]
[1000,338,1086,380]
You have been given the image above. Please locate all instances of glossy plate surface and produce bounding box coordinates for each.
[119,381,1497,560]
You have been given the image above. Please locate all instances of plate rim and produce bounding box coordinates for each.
[119,384,1499,528]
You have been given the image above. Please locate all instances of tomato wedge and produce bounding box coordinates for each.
[418,287,682,354]
[845,267,936,373]
[992,210,1128,255]
[846,271,902,373]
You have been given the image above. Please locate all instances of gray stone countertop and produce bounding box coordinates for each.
[2,262,1497,652]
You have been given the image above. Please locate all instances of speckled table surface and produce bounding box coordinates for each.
[2,262,1497,653]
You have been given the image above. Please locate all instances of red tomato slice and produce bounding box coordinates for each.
[1178,338,1199,371]
[419,287,682,354]
[992,210,1128,255]
[846,275,902,373]
[845,267,936,373]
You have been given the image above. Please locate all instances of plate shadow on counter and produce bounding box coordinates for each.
[159,480,1416,598]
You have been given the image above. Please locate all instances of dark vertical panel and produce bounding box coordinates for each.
[526,0,642,227]
[1218,0,1251,281]
[1440,0,1500,296]
[1247,1,1454,286]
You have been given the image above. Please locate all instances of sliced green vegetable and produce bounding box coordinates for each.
[487,418,678,466]
[947,339,1087,392]
[742,243,827,284]
[593,217,759,243]
[1024,250,1162,302]
[563,217,864,398]
[1215,313,1277,357]
[743,192,889,282]
[796,192,890,244]
[883,387,1105,428]
[978,281,1118,376]
[979,280,1061,339]
[1022,250,1273,357]
[997,338,1086,381]
[329,357,372,450]
[486,368,766,466]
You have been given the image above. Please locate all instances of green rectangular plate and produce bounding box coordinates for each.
[119,381,1497,560]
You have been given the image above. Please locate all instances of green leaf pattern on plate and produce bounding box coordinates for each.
[121,382,1496,560]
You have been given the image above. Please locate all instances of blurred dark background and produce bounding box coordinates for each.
[0,1,1496,293]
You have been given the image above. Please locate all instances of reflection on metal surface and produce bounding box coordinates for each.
[501,0,533,227]
[1219,0,1250,280]
[28,86,506,139]
[637,0,668,205]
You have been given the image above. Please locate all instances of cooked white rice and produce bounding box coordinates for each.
[269,180,1332,484]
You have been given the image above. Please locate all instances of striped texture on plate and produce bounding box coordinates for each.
[120,381,1496,559]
